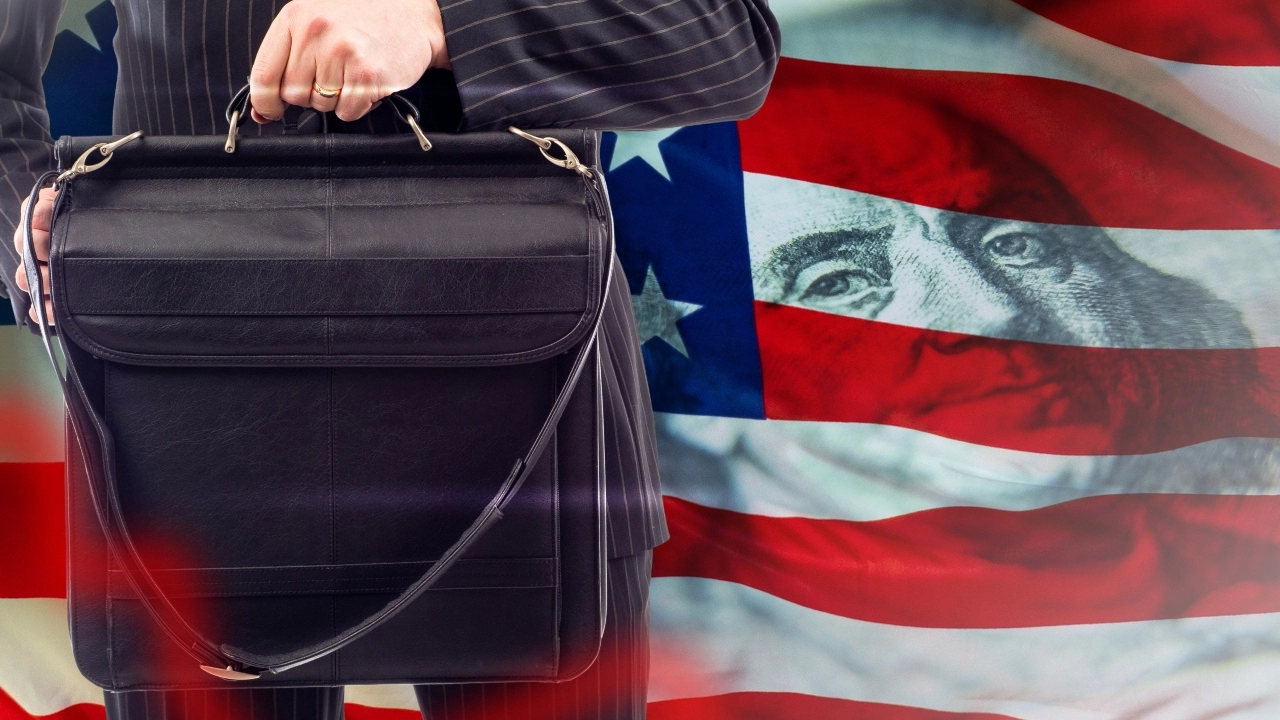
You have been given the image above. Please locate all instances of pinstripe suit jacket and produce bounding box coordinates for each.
[0,0,778,558]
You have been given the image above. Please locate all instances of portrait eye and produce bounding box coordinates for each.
[982,230,1047,267]
[801,269,871,299]
[790,260,893,317]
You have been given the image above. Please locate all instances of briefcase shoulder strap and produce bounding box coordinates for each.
[21,123,613,680]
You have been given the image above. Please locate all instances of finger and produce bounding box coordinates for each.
[11,192,30,257]
[28,299,55,326]
[334,64,380,123]
[32,188,56,232]
[27,228,50,262]
[10,200,51,261]
[14,261,50,294]
[249,5,294,122]
[11,202,50,260]
[309,47,345,114]
[279,29,319,108]
[280,9,334,109]
[14,263,47,295]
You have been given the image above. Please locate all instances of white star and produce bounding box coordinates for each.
[608,128,681,181]
[57,0,103,51]
[631,265,702,357]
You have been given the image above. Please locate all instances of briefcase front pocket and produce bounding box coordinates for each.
[46,129,611,690]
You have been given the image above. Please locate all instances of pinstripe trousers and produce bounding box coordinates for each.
[104,552,653,720]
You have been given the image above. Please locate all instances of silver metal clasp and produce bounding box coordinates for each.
[405,115,433,152]
[225,110,241,153]
[56,130,144,184]
[508,127,593,178]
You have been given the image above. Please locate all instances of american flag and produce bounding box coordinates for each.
[5,0,1280,718]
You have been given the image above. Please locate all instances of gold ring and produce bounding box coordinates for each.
[312,83,341,99]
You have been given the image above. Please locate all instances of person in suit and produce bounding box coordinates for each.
[0,0,780,718]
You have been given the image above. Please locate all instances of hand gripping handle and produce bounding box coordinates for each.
[224,83,432,153]
[222,83,587,175]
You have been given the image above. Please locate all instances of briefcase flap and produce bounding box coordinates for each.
[49,131,608,366]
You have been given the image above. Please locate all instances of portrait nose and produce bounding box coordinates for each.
[881,238,1022,340]
[998,310,1077,347]
[956,284,1022,338]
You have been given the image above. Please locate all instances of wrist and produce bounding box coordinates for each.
[424,0,452,70]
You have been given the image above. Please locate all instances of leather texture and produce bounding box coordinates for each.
[50,127,612,690]
[53,132,605,365]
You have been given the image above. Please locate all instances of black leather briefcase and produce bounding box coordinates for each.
[21,91,612,690]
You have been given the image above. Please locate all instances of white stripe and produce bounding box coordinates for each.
[745,173,1280,348]
[769,0,1280,170]
[0,599,102,715]
[656,414,1280,521]
[345,685,420,712]
[649,577,1280,720]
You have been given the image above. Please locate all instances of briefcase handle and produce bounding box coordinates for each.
[223,83,594,178]
[22,144,612,680]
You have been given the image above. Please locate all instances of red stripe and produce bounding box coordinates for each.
[648,692,1021,720]
[0,691,101,720]
[0,463,65,599]
[738,58,1280,230]
[654,494,1280,628]
[756,301,1280,455]
[1013,0,1280,66]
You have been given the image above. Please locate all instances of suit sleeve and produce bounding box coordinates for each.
[0,0,64,327]
[437,0,780,131]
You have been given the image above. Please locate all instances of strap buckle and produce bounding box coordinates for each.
[56,131,144,184]
[508,127,594,178]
